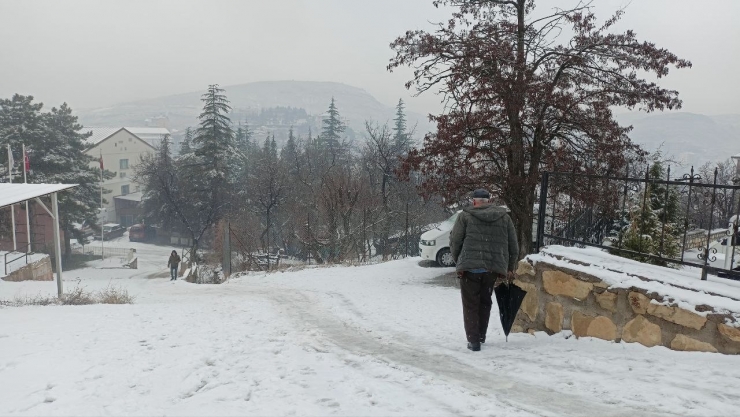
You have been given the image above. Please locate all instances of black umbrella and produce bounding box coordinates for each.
[494,282,528,341]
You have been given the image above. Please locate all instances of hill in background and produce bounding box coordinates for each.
[77,81,435,147]
[76,81,739,169]
[615,112,740,170]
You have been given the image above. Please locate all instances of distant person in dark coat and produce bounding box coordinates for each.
[450,189,519,351]
[168,250,181,281]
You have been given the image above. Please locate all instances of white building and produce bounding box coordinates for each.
[83,127,170,225]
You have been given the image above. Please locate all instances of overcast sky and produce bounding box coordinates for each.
[1,0,738,116]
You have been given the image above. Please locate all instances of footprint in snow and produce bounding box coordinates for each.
[317,398,340,408]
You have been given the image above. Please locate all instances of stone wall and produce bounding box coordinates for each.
[2,255,53,282]
[512,257,740,354]
[683,228,728,250]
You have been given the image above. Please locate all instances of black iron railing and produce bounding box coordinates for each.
[3,243,32,276]
[536,166,740,281]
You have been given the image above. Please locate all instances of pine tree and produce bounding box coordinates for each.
[193,84,235,170]
[618,160,682,266]
[166,84,238,257]
[138,135,177,231]
[0,95,44,177]
[235,120,252,155]
[191,84,236,218]
[0,96,105,259]
[393,99,409,150]
[648,161,680,226]
[320,97,345,150]
[180,127,194,156]
[281,127,300,177]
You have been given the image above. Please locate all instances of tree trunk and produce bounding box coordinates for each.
[63,226,72,262]
[505,184,536,260]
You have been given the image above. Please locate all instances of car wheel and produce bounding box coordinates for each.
[436,248,455,267]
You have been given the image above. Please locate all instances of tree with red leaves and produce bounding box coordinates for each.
[389,0,691,258]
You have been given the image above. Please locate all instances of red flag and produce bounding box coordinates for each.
[99,155,104,170]
[23,150,30,172]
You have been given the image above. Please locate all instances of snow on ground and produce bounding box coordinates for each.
[2,237,740,416]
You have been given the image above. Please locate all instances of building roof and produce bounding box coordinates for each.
[126,127,170,136]
[82,127,171,148]
[84,127,122,146]
[113,191,143,202]
[0,183,78,209]
[127,127,171,148]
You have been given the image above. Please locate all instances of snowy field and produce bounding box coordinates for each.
[2,237,740,416]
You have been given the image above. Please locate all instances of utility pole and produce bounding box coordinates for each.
[99,151,104,260]
[23,144,31,253]
[7,144,17,251]
[362,208,367,262]
[307,212,311,265]
[405,201,409,258]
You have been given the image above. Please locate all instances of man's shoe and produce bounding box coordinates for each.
[467,342,481,351]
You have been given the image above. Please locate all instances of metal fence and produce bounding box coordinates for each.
[536,166,740,281]
[72,245,136,262]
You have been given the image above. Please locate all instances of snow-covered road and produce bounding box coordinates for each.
[1,239,739,416]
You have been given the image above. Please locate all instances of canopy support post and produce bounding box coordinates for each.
[51,192,64,297]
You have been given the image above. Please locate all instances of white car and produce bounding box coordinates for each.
[419,211,460,267]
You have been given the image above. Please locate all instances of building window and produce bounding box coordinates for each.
[120,159,129,170]
[120,172,127,179]
[121,185,130,195]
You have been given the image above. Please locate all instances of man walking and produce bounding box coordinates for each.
[168,250,181,281]
[450,189,519,351]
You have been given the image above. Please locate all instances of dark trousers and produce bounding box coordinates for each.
[460,271,496,343]
[170,266,178,280]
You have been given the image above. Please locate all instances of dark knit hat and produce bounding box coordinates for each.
[472,188,490,199]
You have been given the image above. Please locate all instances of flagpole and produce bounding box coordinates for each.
[100,151,104,260]
[23,144,31,253]
[7,144,17,251]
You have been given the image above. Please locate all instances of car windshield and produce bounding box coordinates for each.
[438,212,460,229]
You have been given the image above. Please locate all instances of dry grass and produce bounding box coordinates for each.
[60,286,97,305]
[0,294,59,307]
[96,286,135,304]
[0,285,134,307]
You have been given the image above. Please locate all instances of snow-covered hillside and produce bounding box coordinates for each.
[615,112,740,167]
[76,81,435,139]
[1,237,739,416]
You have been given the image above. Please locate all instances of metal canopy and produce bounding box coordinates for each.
[0,183,77,296]
[0,183,78,209]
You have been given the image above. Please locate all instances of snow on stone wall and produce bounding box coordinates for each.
[513,246,740,354]
[1,254,53,282]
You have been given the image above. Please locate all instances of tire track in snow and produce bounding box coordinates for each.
[251,287,671,417]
